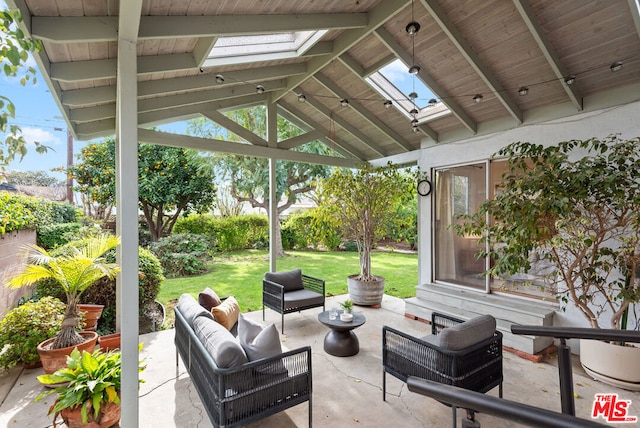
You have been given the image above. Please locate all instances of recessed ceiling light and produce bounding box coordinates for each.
[340,99,349,107]
[564,75,576,85]
[610,61,623,72]
[473,94,483,103]
[518,87,528,96]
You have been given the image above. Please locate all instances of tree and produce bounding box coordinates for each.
[317,163,411,281]
[68,138,217,240]
[6,169,61,186]
[187,108,334,256]
[0,9,47,168]
[453,136,640,329]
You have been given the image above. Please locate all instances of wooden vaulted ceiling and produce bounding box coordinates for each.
[8,0,640,167]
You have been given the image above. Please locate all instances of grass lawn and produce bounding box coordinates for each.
[158,249,418,322]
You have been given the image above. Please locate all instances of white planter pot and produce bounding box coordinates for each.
[580,339,640,391]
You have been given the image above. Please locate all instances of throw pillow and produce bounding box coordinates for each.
[237,313,282,361]
[198,287,222,311]
[193,316,248,368]
[211,295,240,331]
[438,314,496,351]
[264,269,304,292]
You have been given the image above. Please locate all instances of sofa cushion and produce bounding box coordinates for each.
[237,314,282,361]
[283,289,324,310]
[198,287,222,311]
[193,316,248,368]
[177,293,214,327]
[438,314,496,351]
[264,269,304,292]
[211,295,240,331]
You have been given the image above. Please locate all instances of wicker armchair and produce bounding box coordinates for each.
[263,269,325,333]
[382,312,503,428]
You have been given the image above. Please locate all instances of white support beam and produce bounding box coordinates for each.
[202,110,268,146]
[374,27,477,134]
[314,73,415,151]
[303,95,388,157]
[270,0,411,102]
[420,0,523,123]
[269,157,277,273]
[115,2,142,427]
[512,0,582,110]
[32,13,368,43]
[267,101,278,149]
[277,104,364,160]
[138,128,359,168]
[278,130,324,150]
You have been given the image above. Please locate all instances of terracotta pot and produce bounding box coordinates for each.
[98,333,121,352]
[78,304,104,331]
[59,400,121,428]
[347,274,385,306]
[37,331,99,374]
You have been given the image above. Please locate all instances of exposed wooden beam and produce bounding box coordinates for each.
[362,54,397,78]
[138,128,359,169]
[420,0,523,123]
[32,14,368,43]
[512,0,582,110]
[278,130,324,150]
[314,73,414,151]
[277,105,363,160]
[201,110,268,147]
[303,94,388,157]
[374,27,477,134]
[270,0,412,102]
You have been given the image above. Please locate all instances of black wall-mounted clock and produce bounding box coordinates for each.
[417,179,432,196]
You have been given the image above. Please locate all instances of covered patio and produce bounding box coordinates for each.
[2,294,639,427]
[4,0,640,425]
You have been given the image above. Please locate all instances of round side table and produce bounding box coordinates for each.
[318,311,366,357]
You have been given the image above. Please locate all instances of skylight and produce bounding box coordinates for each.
[366,59,450,123]
[204,31,326,67]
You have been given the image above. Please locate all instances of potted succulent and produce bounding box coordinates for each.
[454,136,640,387]
[339,299,354,314]
[36,345,146,427]
[6,234,121,373]
[318,163,410,305]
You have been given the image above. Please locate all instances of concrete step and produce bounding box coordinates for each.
[406,283,558,355]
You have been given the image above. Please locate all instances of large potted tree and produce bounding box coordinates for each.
[6,234,121,373]
[454,135,640,388]
[318,163,410,306]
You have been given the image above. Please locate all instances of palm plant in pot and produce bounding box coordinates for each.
[318,162,411,305]
[36,345,145,428]
[6,234,121,373]
[454,135,640,388]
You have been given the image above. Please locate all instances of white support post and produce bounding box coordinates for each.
[116,2,142,424]
[267,101,278,272]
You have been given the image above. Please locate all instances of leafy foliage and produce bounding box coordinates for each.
[36,346,145,425]
[0,190,35,233]
[0,192,77,234]
[0,9,47,168]
[0,296,65,369]
[5,170,61,186]
[150,233,212,277]
[454,136,640,329]
[282,210,342,250]
[37,222,82,249]
[6,235,121,348]
[174,214,268,251]
[317,163,412,281]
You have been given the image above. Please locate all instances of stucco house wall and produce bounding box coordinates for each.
[0,229,36,319]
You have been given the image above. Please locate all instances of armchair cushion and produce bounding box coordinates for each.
[438,314,496,351]
[237,314,282,361]
[211,296,240,331]
[193,316,248,368]
[177,293,214,327]
[283,289,325,310]
[264,269,304,292]
[198,287,222,311]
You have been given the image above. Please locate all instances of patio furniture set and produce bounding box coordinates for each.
[174,268,601,428]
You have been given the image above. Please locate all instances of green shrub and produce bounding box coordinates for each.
[176,214,269,251]
[37,222,82,249]
[0,192,79,235]
[0,296,66,369]
[174,213,217,236]
[0,191,36,233]
[36,245,164,335]
[343,241,358,252]
[150,233,212,277]
[284,210,342,251]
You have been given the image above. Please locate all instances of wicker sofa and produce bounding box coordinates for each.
[174,294,313,428]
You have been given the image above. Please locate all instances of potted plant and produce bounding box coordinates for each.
[6,234,121,373]
[319,163,411,305]
[339,299,353,314]
[454,135,640,388]
[0,296,66,369]
[36,345,146,427]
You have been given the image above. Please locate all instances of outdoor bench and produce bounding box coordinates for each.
[174,294,313,428]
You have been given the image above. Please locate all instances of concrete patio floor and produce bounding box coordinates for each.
[1,294,639,427]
